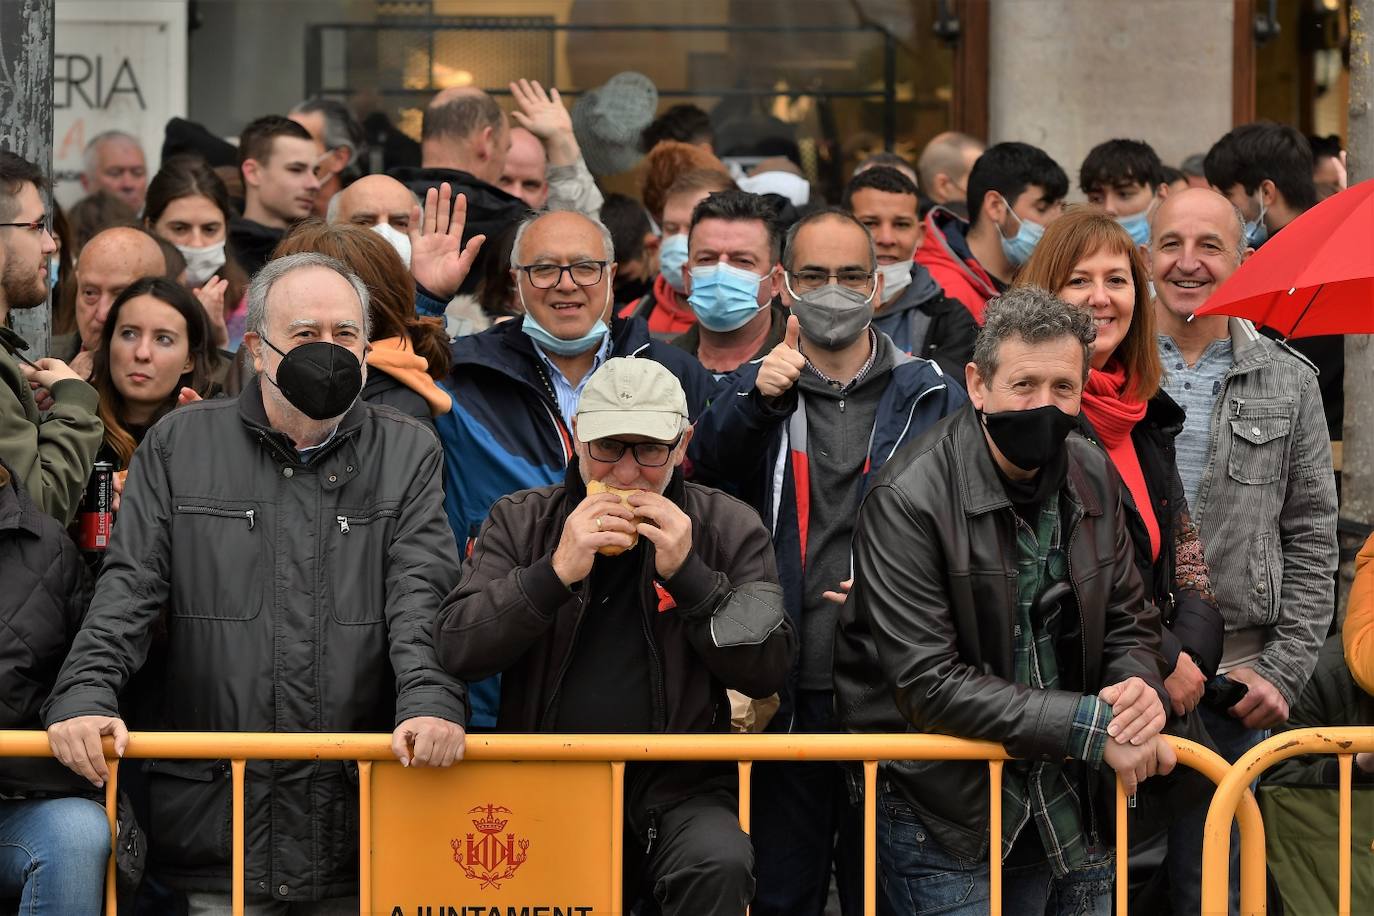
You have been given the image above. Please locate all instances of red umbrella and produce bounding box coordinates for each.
[1194,178,1374,337]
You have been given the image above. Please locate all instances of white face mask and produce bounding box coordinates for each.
[371,222,412,268]
[176,241,227,286]
[877,260,913,304]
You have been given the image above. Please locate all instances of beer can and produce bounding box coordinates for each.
[78,461,115,551]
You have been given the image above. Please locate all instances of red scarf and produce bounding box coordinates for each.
[1081,360,1159,561]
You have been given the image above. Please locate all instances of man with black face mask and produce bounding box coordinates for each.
[833,287,1175,916]
[690,208,967,916]
[44,251,467,914]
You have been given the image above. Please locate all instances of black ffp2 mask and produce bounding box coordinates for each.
[980,404,1078,472]
[261,338,363,421]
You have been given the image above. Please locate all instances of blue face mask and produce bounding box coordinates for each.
[997,200,1044,266]
[688,262,771,332]
[1117,209,1151,247]
[519,287,611,356]
[658,234,689,294]
[1244,193,1268,248]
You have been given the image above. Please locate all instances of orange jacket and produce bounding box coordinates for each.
[1344,531,1374,694]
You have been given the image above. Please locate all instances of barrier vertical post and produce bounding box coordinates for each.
[104,760,119,916]
[989,760,1003,914]
[231,759,246,916]
[1339,754,1353,916]
[864,760,877,916]
[610,761,624,915]
[1115,783,1128,916]
[738,761,752,834]
[358,761,372,916]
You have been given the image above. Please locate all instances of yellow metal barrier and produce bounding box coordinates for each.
[1202,726,1374,916]
[0,731,1257,916]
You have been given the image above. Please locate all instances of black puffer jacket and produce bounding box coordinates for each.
[834,405,1169,860]
[43,378,467,901]
[0,461,91,797]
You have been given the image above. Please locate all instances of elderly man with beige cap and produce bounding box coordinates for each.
[437,356,795,916]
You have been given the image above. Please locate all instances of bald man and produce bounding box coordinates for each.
[57,227,167,377]
[917,131,985,219]
[1150,187,1336,915]
[498,127,549,209]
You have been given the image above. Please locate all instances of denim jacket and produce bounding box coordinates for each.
[1184,319,1338,708]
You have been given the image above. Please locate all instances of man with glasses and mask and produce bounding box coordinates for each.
[834,289,1174,916]
[690,208,966,916]
[435,209,713,727]
[437,357,794,916]
[0,150,103,526]
[44,251,467,915]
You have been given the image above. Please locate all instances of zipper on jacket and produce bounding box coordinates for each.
[337,516,350,534]
[644,809,659,857]
[541,589,592,729]
[638,561,668,731]
[176,505,255,530]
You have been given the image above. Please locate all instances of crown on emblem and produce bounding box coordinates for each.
[469,803,510,834]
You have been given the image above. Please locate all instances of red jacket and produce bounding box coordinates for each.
[617,274,697,337]
[915,207,1000,324]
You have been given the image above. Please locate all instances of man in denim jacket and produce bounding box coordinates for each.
[1150,187,1338,914]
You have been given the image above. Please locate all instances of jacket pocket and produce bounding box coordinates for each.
[144,759,231,869]
[1227,408,1291,486]
[170,503,263,620]
[327,505,401,625]
[1244,531,1281,626]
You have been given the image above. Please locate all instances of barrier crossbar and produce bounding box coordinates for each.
[0,731,1259,916]
[1201,726,1374,916]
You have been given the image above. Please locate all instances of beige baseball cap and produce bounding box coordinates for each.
[575,357,689,443]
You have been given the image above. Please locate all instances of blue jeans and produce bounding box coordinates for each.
[1165,705,1267,916]
[0,796,109,915]
[877,791,1112,916]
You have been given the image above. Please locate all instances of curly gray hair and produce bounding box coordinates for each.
[972,286,1096,384]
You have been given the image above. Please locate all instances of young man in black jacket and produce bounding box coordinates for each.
[437,357,796,916]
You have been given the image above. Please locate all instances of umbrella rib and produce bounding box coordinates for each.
[1286,282,1325,339]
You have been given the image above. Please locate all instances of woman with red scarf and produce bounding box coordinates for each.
[1016,207,1225,906]
[1016,207,1224,701]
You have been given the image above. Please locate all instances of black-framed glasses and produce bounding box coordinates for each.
[516,260,607,289]
[0,217,50,235]
[786,268,875,293]
[588,435,682,467]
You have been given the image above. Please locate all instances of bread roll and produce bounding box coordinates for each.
[587,479,642,556]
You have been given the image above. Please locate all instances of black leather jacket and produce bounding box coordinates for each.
[834,404,1169,860]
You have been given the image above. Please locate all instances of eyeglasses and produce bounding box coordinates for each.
[0,217,50,235]
[515,260,607,289]
[786,268,875,293]
[587,435,682,468]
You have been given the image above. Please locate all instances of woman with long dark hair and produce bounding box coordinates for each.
[144,155,251,350]
[91,276,223,469]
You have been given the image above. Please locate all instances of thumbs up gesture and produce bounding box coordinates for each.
[756,314,807,399]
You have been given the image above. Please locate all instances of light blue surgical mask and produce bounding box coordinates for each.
[1244,193,1269,248]
[658,233,689,294]
[1117,209,1151,247]
[519,286,611,356]
[688,262,772,332]
[997,198,1044,266]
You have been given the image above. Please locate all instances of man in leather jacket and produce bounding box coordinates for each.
[834,287,1174,916]
[437,357,795,916]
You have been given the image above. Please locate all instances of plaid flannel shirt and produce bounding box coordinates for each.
[1001,492,1114,877]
